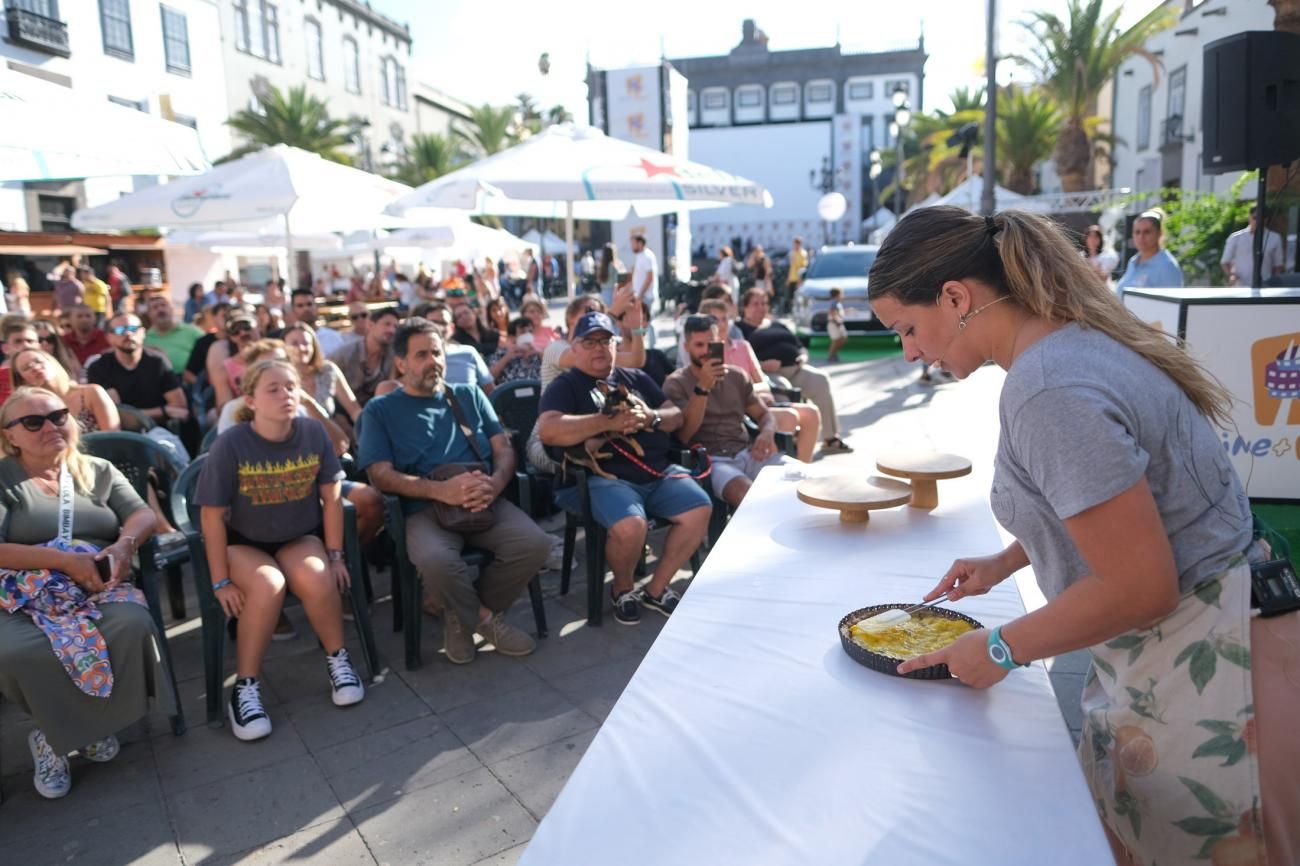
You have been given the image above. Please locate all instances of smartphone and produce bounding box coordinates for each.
[707,341,726,364]
[95,554,116,583]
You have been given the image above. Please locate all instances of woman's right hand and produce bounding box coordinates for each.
[62,552,106,594]
[215,583,245,619]
[925,553,1016,602]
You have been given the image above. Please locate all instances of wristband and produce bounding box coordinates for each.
[212,578,233,591]
[692,386,710,397]
[987,625,1027,670]
[630,327,648,336]
[328,549,345,562]
[120,534,138,554]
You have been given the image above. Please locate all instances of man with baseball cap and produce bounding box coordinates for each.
[538,311,711,625]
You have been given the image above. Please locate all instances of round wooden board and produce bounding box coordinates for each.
[797,475,912,523]
[875,450,974,481]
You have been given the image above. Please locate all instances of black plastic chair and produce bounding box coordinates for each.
[172,454,380,727]
[198,424,219,455]
[81,431,189,620]
[73,432,187,736]
[383,472,549,671]
[489,379,553,516]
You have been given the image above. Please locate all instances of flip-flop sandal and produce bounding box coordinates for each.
[821,437,854,453]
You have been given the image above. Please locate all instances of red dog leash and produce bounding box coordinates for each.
[604,440,713,481]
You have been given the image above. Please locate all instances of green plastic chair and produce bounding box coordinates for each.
[172,455,380,727]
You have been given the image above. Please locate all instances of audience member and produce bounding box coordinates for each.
[1221,206,1285,287]
[329,307,397,405]
[254,303,285,339]
[784,236,807,313]
[10,348,116,434]
[0,387,170,798]
[538,311,710,624]
[737,289,851,455]
[6,271,32,315]
[484,297,510,344]
[144,294,204,375]
[290,289,344,356]
[202,280,231,308]
[1116,210,1183,296]
[487,317,543,383]
[699,298,820,462]
[0,318,40,405]
[452,303,499,358]
[196,359,365,740]
[411,304,494,394]
[183,283,205,323]
[86,313,189,427]
[359,318,549,662]
[184,301,232,389]
[343,301,371,345]
[283,323,362,423]
[62,304,111,367]
[209,311,261,411]
[262,278,285,311]
[630,233,659,310]
[77,267,110,323]
[664,316,786,507]
[519,298,558,351]
[597,242,623,307]
[52,267,83,311]
[107,263,133,313]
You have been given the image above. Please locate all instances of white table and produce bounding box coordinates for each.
[520,463,1112,865]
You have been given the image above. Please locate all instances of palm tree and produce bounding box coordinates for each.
[455,103,518,157]
[944,86,987,115]
[223,84,353,164]
[389,133,463,187]
[1012,0,1177,191]
[997,86,1064,195]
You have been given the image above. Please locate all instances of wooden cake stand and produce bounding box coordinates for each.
[875,450,973,509]
[796,475,912,524]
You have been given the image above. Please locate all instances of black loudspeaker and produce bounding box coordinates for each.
[1202,31,1300,174]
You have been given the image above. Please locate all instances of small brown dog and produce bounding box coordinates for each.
[561,381,649,480]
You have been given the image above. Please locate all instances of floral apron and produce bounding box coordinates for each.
[1078,559,1267,865]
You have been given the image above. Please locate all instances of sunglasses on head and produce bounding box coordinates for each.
[4,408,70,432]
[111,324,142,335]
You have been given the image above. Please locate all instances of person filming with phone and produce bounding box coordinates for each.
[0,387,171,800]
[664,316,787,508]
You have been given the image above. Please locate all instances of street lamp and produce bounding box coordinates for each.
[891,87,911,215]
[868,149,883,221]
[809,155,848,245]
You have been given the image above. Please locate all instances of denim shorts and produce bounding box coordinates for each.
[553,466,712,529]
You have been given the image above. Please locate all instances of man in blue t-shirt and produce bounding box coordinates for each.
[538,311,711,625]
[358,317,549,664]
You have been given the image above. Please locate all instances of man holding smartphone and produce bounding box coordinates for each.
[664,315,786,508]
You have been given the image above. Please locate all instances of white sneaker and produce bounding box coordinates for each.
[81,735,120,763]
[28,728,71,799]
[326,649,365,707]
[228,677,273,741]
[544,536,567,571]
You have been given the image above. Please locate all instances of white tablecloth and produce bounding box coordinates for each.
[520,463,1112,866]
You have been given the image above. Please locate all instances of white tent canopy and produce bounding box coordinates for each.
[930,177,1049,213]
[360,221,530,263]
[521,229,571,256]
[0,70,208,182]
[168,223,342,252]
[386,123,772,296]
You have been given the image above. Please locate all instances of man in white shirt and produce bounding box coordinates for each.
[1221,207,1285,287]
[290,288,344,355]
[630,233,659,310]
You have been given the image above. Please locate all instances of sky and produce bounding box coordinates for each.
[379,0,1153,118]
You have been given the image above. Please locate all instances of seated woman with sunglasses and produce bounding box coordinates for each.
[0,387,171,799]
[31,321,84,383]
[196,359,364,741]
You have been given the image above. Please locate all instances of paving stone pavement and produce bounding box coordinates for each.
[0,347,1090,864]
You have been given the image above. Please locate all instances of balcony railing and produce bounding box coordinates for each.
[4,5,70,57]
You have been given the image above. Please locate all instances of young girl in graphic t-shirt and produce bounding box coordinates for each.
[195,359,364,741]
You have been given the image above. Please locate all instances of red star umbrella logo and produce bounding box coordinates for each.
[635,158,679,178]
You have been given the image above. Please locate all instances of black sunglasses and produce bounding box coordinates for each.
[4,408,70,432]
[229,323,253,335]
[38,335,57,344]
[349,312,368,321]
[111,324,142,335]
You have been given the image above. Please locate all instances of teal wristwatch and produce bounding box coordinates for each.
[987,626,1027,670]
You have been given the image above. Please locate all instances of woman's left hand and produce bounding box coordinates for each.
[95,540,135,587]
[329,559,351,592]
[896,629,1010,688]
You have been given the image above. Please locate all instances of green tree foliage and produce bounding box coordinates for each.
[997,86,1065,195]
[223,84,353,164]
[389,133,464,187]
[1151,172,1255,286]
[455,103,519,157]
[1011,0,1177,191]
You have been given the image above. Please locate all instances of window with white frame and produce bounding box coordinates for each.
[736,85,762,108]
[687,90,696,112]
[12,0,59,18]
[847,80,873,100]
[234,0,280,63]
[1167,66,1186,126]
[886,79,910,98]
[344,37,361,94]
[702,89,727,110]
[99,0,133,60]
[160,5,190,75]
[108,94,148,112]
[771,83,797,105]
[305,17,324,80]
[381,57,407,109]
[1137,85,1152,151]
[806,81,833,103]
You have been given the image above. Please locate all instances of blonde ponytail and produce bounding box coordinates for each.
[869,206,1232,425]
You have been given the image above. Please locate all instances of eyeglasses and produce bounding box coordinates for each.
[4,408,70,432]
[349,312,368,321]
[38,336,56,345]
[229,324,253,336]
[111,324,142,335]
[577,335,618,349]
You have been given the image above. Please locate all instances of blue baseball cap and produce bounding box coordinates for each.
[571,311,619,340]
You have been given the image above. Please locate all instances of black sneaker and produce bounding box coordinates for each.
[641,586,682,617]
[228,677,272,741]
[611,588,642,625]
[326,649,365,706]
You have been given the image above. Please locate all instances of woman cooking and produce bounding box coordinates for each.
[867,205,1298,866]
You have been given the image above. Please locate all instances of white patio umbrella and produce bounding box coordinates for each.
[168,223,343,252]
[0,70,208,181]
[521,229,571,256]
[360,220,530,259]
[72,145,410,284]
[386,123,772,296]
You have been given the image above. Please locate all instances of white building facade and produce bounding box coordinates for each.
[1110,0,1278,201]
[0,0,231,231]
[217,0,413,172]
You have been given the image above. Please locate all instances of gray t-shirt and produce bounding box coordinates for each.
[0,456,146,549]
[195,419,343,544]
[994,324,1251,601]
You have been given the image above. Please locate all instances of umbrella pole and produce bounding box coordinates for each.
[283,212,296,290]
[565,201,576,300]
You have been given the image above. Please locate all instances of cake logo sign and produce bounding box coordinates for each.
[171,184,232,219]
[1224,333,1300,464]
